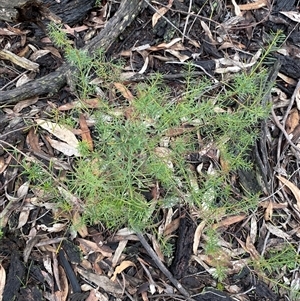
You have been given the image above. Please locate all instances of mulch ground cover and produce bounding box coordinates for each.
[1,0,300,300]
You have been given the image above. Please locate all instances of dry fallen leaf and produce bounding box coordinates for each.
[79,114,93,151]
[286,108,299,134]
[239,0,267,10]
[154,147,174,170]
[36,119,79,148]
[30,49,51,61]
[77,268,124,295]
[17,181,30,198]
[77,238,113,257]
[277,175,300,212]
[0,264,6,300]
[249,216,258,244]
[113,82,134,102]
[193,220,206,255]
[111,260,136,281]
[112,240,128,268]
[150,234,165,262]
[152,0,173,27]
[14,96,39,113]
[163,217,180,236]
[17,199,35,229]
[148,38,182,51]
[72,211,89,238]
[280,11,300,23]
[213,214,246,229]
[231,0,242,16]
[264,200,273,221]
[38,223,67,233]
[46,136,81,157]
[165,49,189,62]
[265,222,291,240]
[16,74,33,87]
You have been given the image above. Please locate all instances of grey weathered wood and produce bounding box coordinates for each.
[0,0,95,25]
[0,0,28,22]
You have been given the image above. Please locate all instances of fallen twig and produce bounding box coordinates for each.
[136,232,192,299]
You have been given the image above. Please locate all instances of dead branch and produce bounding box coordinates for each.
[0,0,145,104]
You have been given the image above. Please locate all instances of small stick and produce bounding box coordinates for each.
[271,108,300,155]
[136,232,191,299]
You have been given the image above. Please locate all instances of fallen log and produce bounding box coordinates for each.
[0,0,95,25]
[0,0,145,103]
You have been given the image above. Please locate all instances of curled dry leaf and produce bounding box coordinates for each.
[58,99,101,111]
[79,114,93,151]
[277,175,300,212]
[165,49,189,62]
[30,50,51,61]
[115,228,136,236]
[286,108,299,134]
[26,127,42,153]
[111,260,136,281]
[200,20,216,43]
[44,46,62,59]
[193,220,206,255]
[0,156,8,174]
[113,82,134,102]
[264,201,273,221]
[245,236,260,260]
[150,234,165,262]
[148,38,183,51]
[138,55,149,74]
[294,82,300,111]
[250,216,257,244]
[17,181,30,198]
[72,211,88,238]
[38,223,67,233]
[236,236,260,260]
[17,199,35,229]
[57,186,82,208]
[239,0,267,10]
[260,200,288,209]
[16,74,33,87]
[152,0,173,27]
[231,0,242,16]
[24,234,39,263]
[112,240,128,268]
[163,217,180,236]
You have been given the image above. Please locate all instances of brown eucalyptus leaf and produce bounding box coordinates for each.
[277,175,300,212]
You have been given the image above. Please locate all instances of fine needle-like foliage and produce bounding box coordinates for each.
[19,24,291,288]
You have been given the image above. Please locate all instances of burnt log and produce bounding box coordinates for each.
[0,0,96,25]
[0,0,145,104]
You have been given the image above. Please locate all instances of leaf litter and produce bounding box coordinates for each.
[1,0,300,301]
